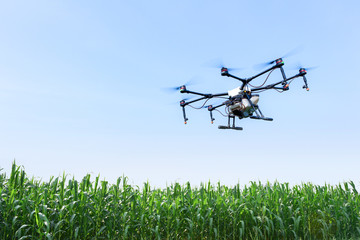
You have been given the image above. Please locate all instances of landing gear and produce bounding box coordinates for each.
[244,93,273,121]
[218,125,243,130]
[218,115,243,130]
[217,93,273,130]
[249,105,273,121]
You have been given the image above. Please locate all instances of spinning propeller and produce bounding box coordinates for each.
[293,62,318,72]
[165,79,195,93]
[254,47,303,70]
[205,58,244,73]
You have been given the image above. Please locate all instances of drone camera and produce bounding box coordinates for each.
[221,67,229,76]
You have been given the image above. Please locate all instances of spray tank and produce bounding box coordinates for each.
[227,86,259,118]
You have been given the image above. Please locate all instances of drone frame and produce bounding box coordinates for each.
[179,58,310,130]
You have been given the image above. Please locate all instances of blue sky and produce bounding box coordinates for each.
[0,0,359,187]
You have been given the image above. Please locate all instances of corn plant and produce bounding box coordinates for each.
[0,162,360,239]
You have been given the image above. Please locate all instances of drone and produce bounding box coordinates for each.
[175,57,311,130]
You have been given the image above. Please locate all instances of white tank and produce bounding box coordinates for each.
[250,95,259,105]
[229,95,260,117]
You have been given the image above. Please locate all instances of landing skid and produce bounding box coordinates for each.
[218,125,243,130]
[250,116,273,121]
[218,115,243,130]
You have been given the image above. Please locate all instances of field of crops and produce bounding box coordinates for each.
[1,163,360,239]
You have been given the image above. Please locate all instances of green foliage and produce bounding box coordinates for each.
[1,162,360,239]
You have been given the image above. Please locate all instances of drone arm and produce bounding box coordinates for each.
[286,74,300,81]
[226,64,282,90]
[183,96,207,106]
[182,89,228,98]
[225,73,247,84]
[181,89,228,108]
[182,90,209,97]
[251,78,293,91]
[211,102,226,110]
[212,92,228,97]
[247,64,279,82]
[251,81,283,92]
[222,62,280,84]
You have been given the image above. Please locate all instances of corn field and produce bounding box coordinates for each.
[1,163,360,239]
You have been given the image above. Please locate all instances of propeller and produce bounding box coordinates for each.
[181,97,192,102]
[204,58,244,72]
[254,47,303,70]
[288,62,319,74]
[294,62,319,72]
[163,79,196,93]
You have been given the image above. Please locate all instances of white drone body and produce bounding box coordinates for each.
[227,86,260,118]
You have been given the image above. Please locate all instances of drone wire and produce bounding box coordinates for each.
[214,109,228,117]
[187,98,210,109]
[225,106,230,115]
[248,69,275,88]
[252,78,297,94]
[274,79,296,93]
[254,89,267,93]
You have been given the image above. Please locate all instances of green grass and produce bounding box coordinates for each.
[1,162,360,239]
